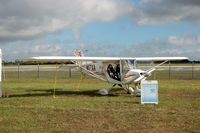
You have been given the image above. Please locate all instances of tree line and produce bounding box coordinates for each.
[2,59,200,65]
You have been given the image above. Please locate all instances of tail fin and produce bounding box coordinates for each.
[73,50,84,57]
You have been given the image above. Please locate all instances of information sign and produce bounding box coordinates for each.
[141,80,158,104]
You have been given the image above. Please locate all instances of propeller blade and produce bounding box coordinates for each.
[134,60,169,83]
[145,60,168,76]
[147,68,156,75]
[134,75,145,83]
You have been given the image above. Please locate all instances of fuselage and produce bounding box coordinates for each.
[79,61,146,85]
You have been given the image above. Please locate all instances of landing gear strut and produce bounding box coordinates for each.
[124,84,141,96]
[134,83,141,97]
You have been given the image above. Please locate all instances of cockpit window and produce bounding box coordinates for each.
[127,60,136,69]
[121,60,136,79]
[107,64,121,81]
[106,60,136,81]
[121,60,136,71]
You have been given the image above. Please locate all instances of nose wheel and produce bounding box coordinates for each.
[125,84,141,96]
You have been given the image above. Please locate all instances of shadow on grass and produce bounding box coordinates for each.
[10,88,125,98]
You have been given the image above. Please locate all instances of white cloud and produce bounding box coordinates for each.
[32,44,61,54]
[1,0,200,61]
[1,0,200,43]
[131,0,200,24]
[1,34,200,61]
[168,35,200,45]
[122,35,200,60]
[0,0,133,42]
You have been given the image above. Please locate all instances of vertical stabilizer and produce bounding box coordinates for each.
[73,50,84,57]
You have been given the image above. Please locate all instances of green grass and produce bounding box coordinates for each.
[4,70,200,80]
[0,77,200,133]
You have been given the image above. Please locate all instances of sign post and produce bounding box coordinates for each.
[141,80,158,104]
[0,49,2,97]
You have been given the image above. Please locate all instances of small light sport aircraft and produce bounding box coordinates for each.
[25,50,188,96]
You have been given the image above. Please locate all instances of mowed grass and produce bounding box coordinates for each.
[0,77,200,133]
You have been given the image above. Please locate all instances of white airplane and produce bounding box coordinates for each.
[25,50,188,96]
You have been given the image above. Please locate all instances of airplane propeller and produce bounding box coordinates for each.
[134,69,154,83]
[134,60,168,83]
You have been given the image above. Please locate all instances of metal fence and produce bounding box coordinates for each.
[3,63,200,80]
[3,65,81,79]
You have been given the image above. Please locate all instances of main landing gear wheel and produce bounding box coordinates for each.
[98,89,109,96]
[98,84,121,96]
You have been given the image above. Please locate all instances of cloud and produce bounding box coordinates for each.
[32,44,61,54]
[124,35,200,60]
[1,39,72,60]
[1,34,200,61]
[168,35,200,45]
[1,0,200,61]
[0,0,133,42]
[1,0,200,43]
[131,0,200,24]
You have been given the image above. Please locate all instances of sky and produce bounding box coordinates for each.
[0,0,200,61]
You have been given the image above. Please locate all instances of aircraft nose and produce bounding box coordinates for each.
[129,69,143,77]
[140,71,151,77]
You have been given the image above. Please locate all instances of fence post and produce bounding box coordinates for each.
[69,68,71,78]
[18,63,20,79]
[168,61,171,80]
[37,64,40,78]
[192,62,194,79]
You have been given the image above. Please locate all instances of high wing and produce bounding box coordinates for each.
[23,56,189,62]
[134,57,189,61]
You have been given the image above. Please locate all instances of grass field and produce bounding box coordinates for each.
[4,69,200,80]
[0,77,200,133]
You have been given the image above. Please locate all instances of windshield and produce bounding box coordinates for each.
[121,60,136,78]
[127,60,136,69]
